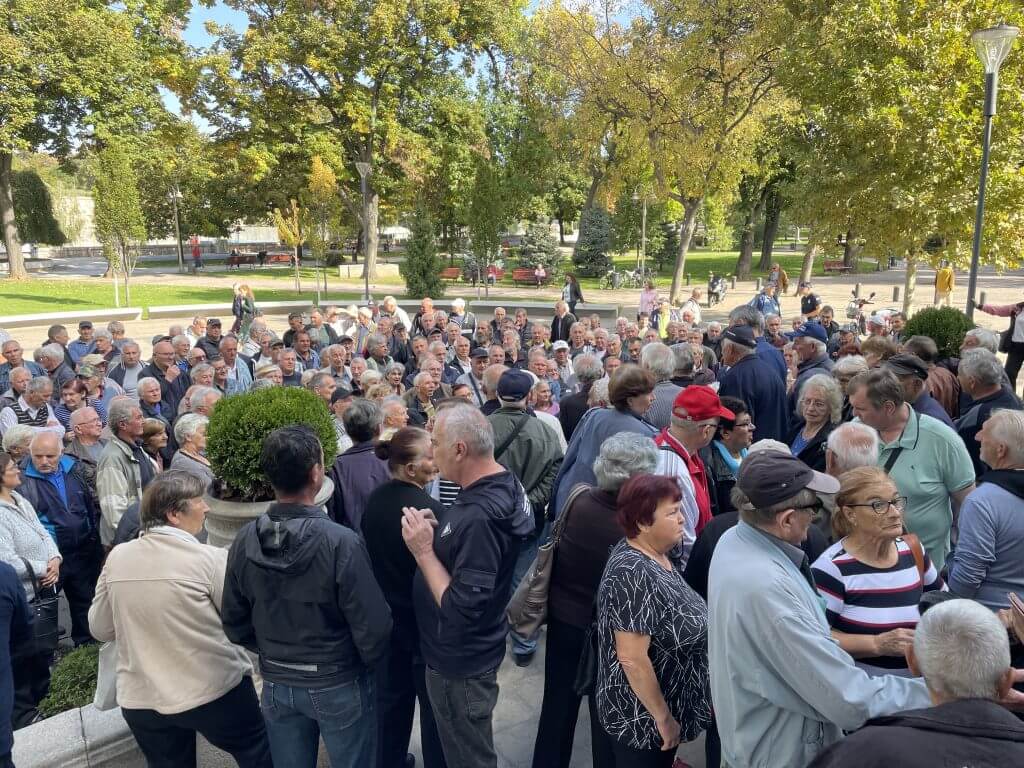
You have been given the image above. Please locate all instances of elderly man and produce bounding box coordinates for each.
[364,333,393,374]
[0,376,63,438]
[456,347,489,408]
[789,322,834,420]
[402,402,533,766]
[448,335,473,377]
[750,282,781,318]
[404,371,441,427]
[945,409,1024,611]
[137,377,171,433]
[556,353,603,440]
[550,300,575,343]
[708,450,930,768]
[189,386,222,418]
[19,432,102,646]
[97,398,154,546]
[718,324,788,442]
[380,295,412,333]
[956,349,1022,479]
[328,399,389,531]
[305,308,339,350]
[320,344,351,387]
[306,372,336,408]
[327,385,354,454]
[35,343,75,397]
[140,340,190,412]
[91,329,119,365]
[809,600,1024,767]
[277,349,303,387]
[219,336,253,393]
[381,396,409,431]
[194,317,225,360]
[0,366,31,411]
[347,307,376,354]
[641,342,682,429]
[171,334,192,373]
[884,353,954,429]
[824,422,880,477]
[185,315,207,347]
[902,335,960,419]
[449,297,477,337]
[66,406,106,465]
[290,330,319,372]
[729,305,787,383]
[848,369,975,570]
[0,340,45,394]
[107,341,145,399]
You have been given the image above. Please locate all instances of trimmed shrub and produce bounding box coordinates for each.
[517,222,563,276]
[399,207,445,299]
[206,386,337,502]
[902,306,975,360]
[573,206,613,277]
[39,644,99,717]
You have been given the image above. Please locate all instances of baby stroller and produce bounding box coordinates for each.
[708,273,728,306]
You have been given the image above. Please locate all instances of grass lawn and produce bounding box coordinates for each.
[0,279,365,316]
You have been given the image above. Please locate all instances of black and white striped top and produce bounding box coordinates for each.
[812,537,945,670]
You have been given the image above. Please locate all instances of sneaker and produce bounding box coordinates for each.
[513,651,535,667]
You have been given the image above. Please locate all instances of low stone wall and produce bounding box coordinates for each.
[12,705,143,768]
[0,308,143,330]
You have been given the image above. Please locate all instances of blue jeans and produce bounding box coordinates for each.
[510,531,541,657]
[261,672,376,768]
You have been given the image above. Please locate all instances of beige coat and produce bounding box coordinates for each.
[88,526,252,714]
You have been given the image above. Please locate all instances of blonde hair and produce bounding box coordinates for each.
[833,466,896,539]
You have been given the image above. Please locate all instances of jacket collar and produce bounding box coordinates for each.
[266,501,327,520]
[24,454,75,480]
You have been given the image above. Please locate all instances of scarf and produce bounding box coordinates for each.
[655,428,712,534]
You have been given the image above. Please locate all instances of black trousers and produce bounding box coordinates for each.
[1005,342,1024,391]
[610,739,676,768]
[531,617,614,768]
[375,638,447,768]
[11,650,51,729]
[58,538,104,646]
[121,677,272,768]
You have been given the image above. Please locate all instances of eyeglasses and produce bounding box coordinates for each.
[733,420,755,430]
[846,496,907,515]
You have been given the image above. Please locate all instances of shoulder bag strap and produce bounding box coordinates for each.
[903,533,926,580]
[494,414,530,460]
[19,557,41,601]
[551,483,589,547]
[882,446,903,474]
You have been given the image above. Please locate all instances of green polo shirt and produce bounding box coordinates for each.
[877,408,974,571]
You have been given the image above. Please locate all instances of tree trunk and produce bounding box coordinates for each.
[842,229,861,268]
[759,186,781,271]
[361,191,379,281]
[669,198,703,303]
[558,218,565,245]
[903,250,918,316]
[799,244,819,286]
[0,152,26,280]
[294,244,302,292]
[734,191,765,279]
[112,264,120,308]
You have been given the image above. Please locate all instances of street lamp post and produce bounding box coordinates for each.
[355,161,372,304]
[966,22,1018,320]
[170,186,184,274]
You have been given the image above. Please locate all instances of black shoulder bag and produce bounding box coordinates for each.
[19,558,59,656]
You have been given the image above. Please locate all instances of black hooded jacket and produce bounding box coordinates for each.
[413,470,532,677]
[809,698,1024,768]
[222,502,392,686]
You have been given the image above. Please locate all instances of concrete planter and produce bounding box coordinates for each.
[204,477,334,548]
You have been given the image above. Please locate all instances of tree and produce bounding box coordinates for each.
[547,164,589,244]
[400,208,445,299]
[518,222,562,275]
[93,143,146,306]
[273,200,310,293]
[12,170,65,247]
[305,156,342,303]
[573,206,612,276]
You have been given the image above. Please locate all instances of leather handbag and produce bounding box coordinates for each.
[20,558,59,656]
[506,483,589,637]
[573,617,599,696]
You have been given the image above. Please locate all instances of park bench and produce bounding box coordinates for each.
[824,259,853,274]
[441,267,462,282]
[265,252,293,266]
[226,252,255,269]
[512,268,547,286]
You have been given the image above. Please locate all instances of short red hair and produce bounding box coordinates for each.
[616,474,682,538]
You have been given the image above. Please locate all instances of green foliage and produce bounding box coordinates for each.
[12,170,66,245]
[902,307,975,360]
[39,644,99,717]
[94,143,147,263]
[656,223,680,271]
[572,206,613,276]
[400,208,446,299]
[206,387,338,503]
[517,222,562,275]
[700,196,732,250]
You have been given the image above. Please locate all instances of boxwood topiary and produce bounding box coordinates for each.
[39,643,99,717]
[901,306,975,360]
[206,386,337,502]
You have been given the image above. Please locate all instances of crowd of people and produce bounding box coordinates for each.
[0,282,1023,768]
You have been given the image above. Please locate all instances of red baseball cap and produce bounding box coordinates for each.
[672,386,735,421]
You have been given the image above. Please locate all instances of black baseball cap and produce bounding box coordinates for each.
[330,385,354,404]
[737,451,839,508]
[722,325,757,349]
[207,318,222,327]
[78,321,93,330]
[497,369,534,402]
[470,347,489,359]
[885,353,929,381]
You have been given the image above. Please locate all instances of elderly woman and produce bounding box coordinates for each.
[361,427,446,768]
[54,379,104,433]
[783,343,799,393]
[0,452,62,727]
[328,399,390,531]
[551,365,658,518]
[170,414,213,490]
[533,378,559,416]
[699,396,753,516]
[141,418,168,473]
[588,378,611,409]
[596,474,711,766]
[811,466,945,675]
[384,362,407,396]
[254,363,283,387]
[533,434,659,768]
[2,425,34,463]
[190,362,215,388]
[787,373,842,472]
[88,471,271,766]
[832,354,868,422]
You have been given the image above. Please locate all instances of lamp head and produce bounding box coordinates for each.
[972,23,1019,74]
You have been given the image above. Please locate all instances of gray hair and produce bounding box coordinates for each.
[384,362,406,378]
[26,376,53,395]
[107,321,125,335]
[107,397,140,434]
[190,362,214,380]
[121,340,140,353]
[2,424,35,453]
[588,377,610,407]
[69,407,99,429]
[734,486,819,527]
[171,334,189,348]
[36,344,64,365]
[959,348,1003,388]
[963,327,1000,353]
[174,413,208,445]
[641,342,675,381]
[803,338,827,357]
[381,395,406,414]
[188,386,219,411]
[832,355,869,376]
[366,333,386,351]
[187,347,207,364]
[826,422,880,475]
[93,328,113,342]
[707,321,722,332]
[670,344,695,376]
[914,599,1009,701]
[308,372,335,392]
[572,354,604,385]
[342,398,383,443]
[797,374,843,424]
[140,470,208,531]
[136,376,161,396]
[413,371,433,387]
[360,370,383,388]
[722,338,755,360]
[593,432,659,492]
[434,401,494,458]
[728,305,765,333]
[29,430,62,454]
[986,409,1024,466]
[255,364,281,380]
[322,344,343,359]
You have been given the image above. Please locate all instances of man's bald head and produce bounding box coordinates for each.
[29,431,63,473]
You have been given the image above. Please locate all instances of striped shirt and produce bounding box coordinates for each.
[811,537,945,670]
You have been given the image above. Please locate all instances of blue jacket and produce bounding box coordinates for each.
[718,353,789,443]
[755,337,787,383]
[18,455,99,551]
[0,562,30,756]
